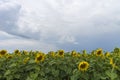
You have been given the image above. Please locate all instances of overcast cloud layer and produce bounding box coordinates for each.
[0,0,120,52]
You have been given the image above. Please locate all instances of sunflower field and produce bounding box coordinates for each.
[0,48,120,80]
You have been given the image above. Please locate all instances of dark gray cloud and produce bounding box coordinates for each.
[0,2,37,39]
[58,32,120,52]
[0,0,23,39]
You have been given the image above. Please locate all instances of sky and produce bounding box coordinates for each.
[0,0,120,53]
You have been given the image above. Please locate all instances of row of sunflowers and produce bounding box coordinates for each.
[0,48,120,80]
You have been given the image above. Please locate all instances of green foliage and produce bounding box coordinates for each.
[0,48,120,80]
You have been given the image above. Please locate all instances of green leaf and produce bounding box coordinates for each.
[9,63,17,68]
[110,73,117,80]
[34,65,40,71]
[100,76,108,80]
[26,76,33,80]
[40,71,45,76]
[4,70,11,76]
[29,60,35,64]
[70,76,76,80]
[70,69,80,80]
[70,73,79,80]
[14,74,20,79]
[105,70,117,80]
[52,69,59,77]
[29,72,38,80]
[49,61,56,65]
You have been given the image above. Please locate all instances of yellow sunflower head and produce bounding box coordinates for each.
[14,49,21,56]
[95,48,103,56]
[14,49,19,54]
[49,51,55,57]
[23,57,30,64]
[71,50,77,57]
[78,61,89,71]
[58,49,64,57]
[114,47,120,53]
[110,58,113,65]
[6,54,13,59]
[35,53,45,63]
[23,50,29,55]
[77,53,81,57]
[109,58,118,69]
[0,49,7,56]
[0,55,2,58]
[105,52,110,57]
[91,50,95,55]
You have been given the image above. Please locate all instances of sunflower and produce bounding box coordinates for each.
[110,58,113,65]
[0,55,2,58]
[0,50,7,56]
[105,52,110,57]
[14,49,20,54]
[35,53,45,63]
[114,47,120,53]
[77,54,81,57]
[82,50,88,57]
[91,50,95,55]
[109,58,118,69]
[6,54,13,59]
[58,50,64,57]
[71,50,77,57]
[78,61,89,71]
[49,51,55,57]
[23,57,30,64]
[23,50,29,55]
[14,49,21,56]
[95,48,103,56]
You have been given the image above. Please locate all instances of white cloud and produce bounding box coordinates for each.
[0,0,19,10]
[0,0,120,52]
[0,39,58,53]
[0,30,14,39]
[0,0,21,34]
[17,0,120,37]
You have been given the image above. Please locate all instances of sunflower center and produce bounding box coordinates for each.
[97,51,102,55]
[80,63,87,68]
[37,56,43,60]
[0,51,7,55]
[7,56,12,59]
[15,50,19,54]
[59,52,63,55]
